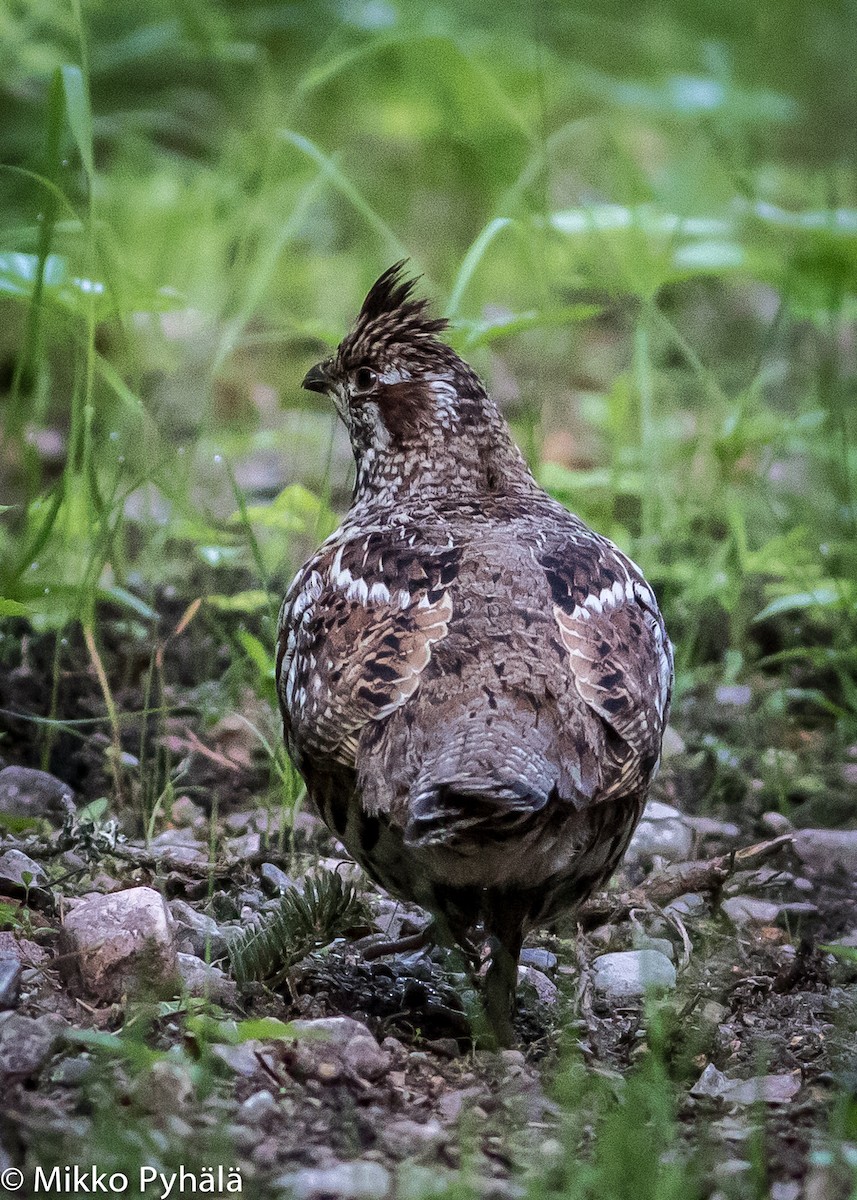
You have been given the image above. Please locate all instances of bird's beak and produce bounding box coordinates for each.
[302,361,330,394]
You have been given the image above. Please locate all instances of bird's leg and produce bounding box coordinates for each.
[480,935,521,1048]
[480,904,525,1049]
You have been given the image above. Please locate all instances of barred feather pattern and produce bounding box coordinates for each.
[276,263,673,1038]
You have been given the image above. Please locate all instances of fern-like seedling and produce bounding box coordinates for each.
[229,870,368,988]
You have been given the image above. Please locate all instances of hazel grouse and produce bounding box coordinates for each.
[277,264,673,1044]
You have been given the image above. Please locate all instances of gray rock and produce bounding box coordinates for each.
[59,887,178,1002]
[175,953,238,1006]
[664,892,707,919]
[135,1059,194,1115]
[690,1063,800,1105]
[519,948,557,973]
[210,1040,270,1076]
[793,829,857,875]
[626,801,694,865]
[631,933,675,961]
[382,1117,444,1160]
[761,811,793,835]
[0,1012,65,1081]
[49,1056,92,1085]
[237,1089,278,1123]
[169,899,228,960]
[715,684,752,707]
[225,831,261,859]
[260,862,292,895]
[0,766,74,822]
[592,950,676,999]
[273,1162,392,1200]
[721,896,781,926]
[288,1016,391,1082]
[684,816,741,841]
[0,849,47,889]
[149,829,208,864]
[517,965,558,1005]
[0,959,22,1010]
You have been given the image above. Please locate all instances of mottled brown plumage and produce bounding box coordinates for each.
[277,263,673,1043]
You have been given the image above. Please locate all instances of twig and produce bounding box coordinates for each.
[577,834,794,929]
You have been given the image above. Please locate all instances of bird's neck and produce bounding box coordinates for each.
[350,414,538,514]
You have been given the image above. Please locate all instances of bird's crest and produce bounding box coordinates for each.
[337,261,451,371]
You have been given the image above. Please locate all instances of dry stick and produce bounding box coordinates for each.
[83,624,124,802]
[576,834,795,929]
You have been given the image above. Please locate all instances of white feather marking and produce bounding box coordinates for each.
[368,581,391,604]
[346,576,369,604]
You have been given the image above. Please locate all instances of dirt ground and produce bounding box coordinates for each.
[0,612,856,1200]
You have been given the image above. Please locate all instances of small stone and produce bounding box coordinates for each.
[136,1059,194,1114]
[714,1159,752,1179]
[519,948,557,973]
[260,862,292,896]
[226,831,260,859]
[168,900,228,960]
[237,1089,278,1123]
[761,811,793,835]
[175,953,238,1006]
[793,829,857,875]
[0,959,22,1010]
[626,801,693,865]
[699,1001,729,1027]
[721,896,781,926]
[149,829,208,863]
[631,933,675,961]
[50,1055,92,1085]
[273,1162,392,1200]
[841,762,857,786]
[690,1063,800,1105]
[59,887,178,1002]
[382,1117,444,1160]
[517,965,558,1004]
[0,766,74,823]
[210,1041,267,1076]
[770,1182,801,1200]
[690,1063,730,1098]
[592,950,676,999]
[288,1016,390,1082]
[684,816,740,841]
[726,1075,800,1105]
[715,685,752,707]
[0,1012,65,1081]
[170,796,205,827]
[664,892,706,919]
[0,849,47,890]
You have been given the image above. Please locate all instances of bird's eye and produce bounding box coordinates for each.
[353,367,378,393]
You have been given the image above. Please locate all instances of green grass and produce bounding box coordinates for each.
[2,0,857,1194]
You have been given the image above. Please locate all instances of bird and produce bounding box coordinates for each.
[276,262,673,1045]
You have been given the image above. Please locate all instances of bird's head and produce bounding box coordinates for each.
[302,262,531,503]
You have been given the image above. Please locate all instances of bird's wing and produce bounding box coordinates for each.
[277,532,459,767]
[540,534,673,799]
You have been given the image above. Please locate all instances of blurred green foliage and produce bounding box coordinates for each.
[0,0,856,720]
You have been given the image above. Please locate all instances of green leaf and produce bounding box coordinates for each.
[230,1017,301,1042]
[237,630,274,679]
[206,590,273,613]
[754,587,842,623]
[77,797,109,824]
[0,598,30,618]
[820,943,857,963]
[60,64,94,180]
